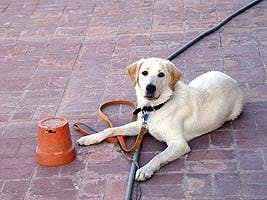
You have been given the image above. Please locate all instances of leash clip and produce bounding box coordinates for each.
[141,111,149,128]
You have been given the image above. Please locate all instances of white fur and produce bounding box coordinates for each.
[78,58,244,181]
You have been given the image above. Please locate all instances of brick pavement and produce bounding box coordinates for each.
[0,0,266,199]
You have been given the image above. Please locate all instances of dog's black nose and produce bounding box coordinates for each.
[146,84,156,93]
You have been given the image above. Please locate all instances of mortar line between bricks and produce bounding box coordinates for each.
[17,0,40,41]
[100,27,119,107]
[1,27,266,42]
[215,0,226,74]
[1,0,12,14]
[58,0,68,22]
[23,164,38,200]
[12,40,43,122]
[181,0,186,36]
[184,154,189,198]
[147,0,154,58]
[232,129,239,156]
[0,179,6,194]
[253,110,258,130]
[150,0,155,34]
[160,169,267,174]
[100,8,121,103]
[79,152,93,199]
[239,170,244,200]
[261,149,267,170]
[211,172,215,197]
[255,40,267,74]
[54,40,84,116]
[208,133,212,150]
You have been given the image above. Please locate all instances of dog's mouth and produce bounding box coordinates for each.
[144,95,160,100]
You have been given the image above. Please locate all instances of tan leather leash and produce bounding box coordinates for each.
[73,100,148,153]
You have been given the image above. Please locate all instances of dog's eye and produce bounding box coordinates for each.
[142,71,148,76]
[158,72,165,78]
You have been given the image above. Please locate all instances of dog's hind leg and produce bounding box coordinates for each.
[135,139,190,181]
[77,121,141,146]
[228,91,244,121]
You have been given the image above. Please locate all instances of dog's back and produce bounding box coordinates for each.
[183,71,243,140]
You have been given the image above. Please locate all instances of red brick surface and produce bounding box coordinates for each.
[0,0,266,199]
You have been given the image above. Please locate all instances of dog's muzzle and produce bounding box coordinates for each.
[145,84,157,99]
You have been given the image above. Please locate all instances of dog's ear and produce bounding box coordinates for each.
[167,62,182,91]
[127,58,145,85]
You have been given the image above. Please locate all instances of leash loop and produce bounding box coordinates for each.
[74,100,148,153]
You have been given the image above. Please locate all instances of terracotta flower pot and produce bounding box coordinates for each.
[36,117,76,167]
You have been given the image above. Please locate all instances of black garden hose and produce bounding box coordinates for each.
[166,0,264,61]
[125,0,264,199]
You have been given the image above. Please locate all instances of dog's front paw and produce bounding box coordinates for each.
[77,135,101,146]
[135,165,154,181]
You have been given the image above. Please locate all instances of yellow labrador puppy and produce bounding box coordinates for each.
[78,57,244,181]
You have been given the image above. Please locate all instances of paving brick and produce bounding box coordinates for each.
[141,135,167,153]
[0,179,29,200]
[0,126,5,138]
[139,197,180,200]
[189,134,210,150]
[153,0,184,32]
[28,177,78,200]
[11,110,34,121]
[104,176,128,200]
[187,160,237,173]
[159,157,186,174]
[210,130,234,149]
[187,173,213,197]
[0,78,31,92]
[255,110,267,128]
[26,69,70,90]
[32,104,58,121]
[222,32,258,48]
[35,165,61,178]
[242,184,267,198]
[236,149,264,170]
[235,129,267,149]
[214,173,241,196]
[0,138,21,158]
[0,157,35,179]
[241,171,267,185]
[3,122,37,138]
[0,113,11,123]
[249,83,267,101]
[18,93,62,109]
[86,146,127,165]
[232,111,257,130]
[79,178,106,199]
[86,161,130,176]
[244,101,267,112]
[17,137,37,158]
[263,149,267,169]
[140,184,184,199]
[59,156,86,176]
[185,46,221,64]
[142,173,184,186]
[214,198,242,200]
[0,179,3,190]
[184,0,217,31]
[187,150,235,161]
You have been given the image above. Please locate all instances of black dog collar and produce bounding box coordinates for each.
[133,100,169,116]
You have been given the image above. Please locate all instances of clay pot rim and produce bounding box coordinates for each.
[38,117,68,129]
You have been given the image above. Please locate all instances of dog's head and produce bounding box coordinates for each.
[127,58,182,104]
